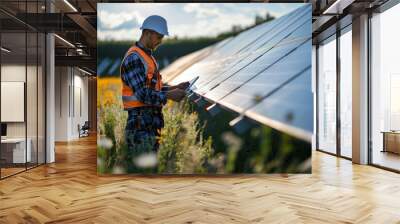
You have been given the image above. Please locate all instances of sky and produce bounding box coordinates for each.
[97,3,304,41]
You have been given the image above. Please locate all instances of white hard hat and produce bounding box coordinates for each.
[140,15,169,36]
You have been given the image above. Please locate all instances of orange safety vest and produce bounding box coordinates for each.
[120,45,163,110]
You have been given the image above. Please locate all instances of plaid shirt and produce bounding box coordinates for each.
[121,42,168,131]
[121,42,167,106]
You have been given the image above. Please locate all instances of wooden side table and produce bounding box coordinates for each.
[381,131,400,154]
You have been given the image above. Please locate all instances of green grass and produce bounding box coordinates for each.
[97,99,215,174]
[158,100,213,174]
[97,98,311,174]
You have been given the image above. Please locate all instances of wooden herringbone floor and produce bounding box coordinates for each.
[1,135,400,224]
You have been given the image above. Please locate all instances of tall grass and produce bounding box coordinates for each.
[158,100,213,174]
[97,78,215,174]
[97,77,311,174]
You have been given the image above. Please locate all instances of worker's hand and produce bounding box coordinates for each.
[176,81,190,90]
[166,88,186,102]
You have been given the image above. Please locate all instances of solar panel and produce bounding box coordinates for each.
[243,6,310,53]
[195,7,311,96]
[162,46,213,83]
[205,39,309,102]
[245,68,313,140]
[168,10,296,87]
[98,58,112,76]
[204,23,311,101]
[162,4,312,141]
[203,17,280,60]
[107,58,121,75]
[219,40,311,111]
[168,5,311,91]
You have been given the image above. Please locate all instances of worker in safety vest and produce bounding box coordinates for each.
[120,15,188,155]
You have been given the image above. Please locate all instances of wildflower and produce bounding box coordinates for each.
[134,152,158,168]
[98,137,113,149]
[97,158,104,167]
[221,131,242,152]
[111,165,125,174]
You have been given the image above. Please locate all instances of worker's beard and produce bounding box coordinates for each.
[152,43,160,51]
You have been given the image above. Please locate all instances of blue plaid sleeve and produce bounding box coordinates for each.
[121,53,167,106]
[161,84,171,91]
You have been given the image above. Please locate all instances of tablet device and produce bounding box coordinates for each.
[186,76,199,92]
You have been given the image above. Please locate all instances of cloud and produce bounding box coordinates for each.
[171,12,254,39]
[98,10,143,31]
[97,3,303,41]
[97,29,139,41]
[183,3,221,18]
[238,6,283,19]
[174,4,256,38]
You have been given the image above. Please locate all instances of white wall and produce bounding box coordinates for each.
[1,65,39,138]
[72,72,89,138]
[54,67,89,141]
[55,66,69,141]
[1,65,26,140]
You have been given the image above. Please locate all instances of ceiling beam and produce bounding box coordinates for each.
[66,13,97,47]
[323,0,356,14]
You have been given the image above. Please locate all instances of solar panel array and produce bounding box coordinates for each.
[163,4,312,142]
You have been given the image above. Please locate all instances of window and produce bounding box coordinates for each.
[339,27,352,158]
[371,3,400,171]
[317,35,337,154]
[0,1,46,179]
